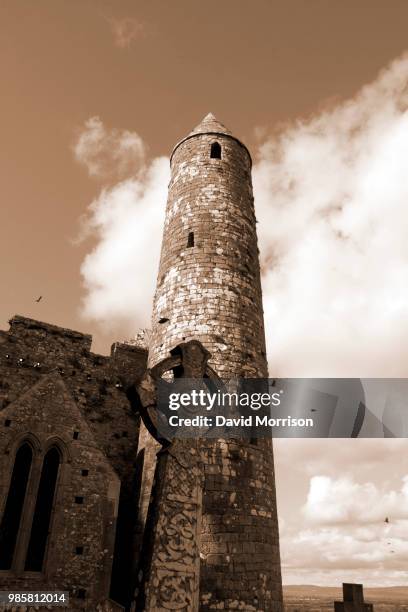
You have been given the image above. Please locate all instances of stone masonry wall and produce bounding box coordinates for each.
[0,316,147,610]
[0,372,120,608]
[149,127,267,379]
[145,116,283,611]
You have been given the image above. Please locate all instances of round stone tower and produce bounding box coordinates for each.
[149,113,268,379]
[146,114,283,611]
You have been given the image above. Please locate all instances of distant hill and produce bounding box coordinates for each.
[283,585,408,602]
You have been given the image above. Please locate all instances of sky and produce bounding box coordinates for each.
[2,0,408,586]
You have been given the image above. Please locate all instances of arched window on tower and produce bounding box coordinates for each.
[24,446,61,571]
[187,231,194,248]
[210,142,221,159]
[0,443,33,570]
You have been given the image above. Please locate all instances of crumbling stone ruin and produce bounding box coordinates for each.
[0,115,283,611]
[0,315,146,611]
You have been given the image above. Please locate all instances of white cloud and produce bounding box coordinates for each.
[302,475,408,524]
[253,53,408,377]
[74,117,168,333]
[78,161,168,332]
[74,116,145,179]
[285,521,408,569]
[281,519,408,586]
[280,477,408,586]
[275,440,408,585]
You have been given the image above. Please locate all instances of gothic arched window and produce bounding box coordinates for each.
[210,142,221,159]
[25,446,61,571]
[0,443,33,570]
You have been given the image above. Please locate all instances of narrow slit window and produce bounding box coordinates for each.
[187,232,194,248]
[210,142,221,159]
[25,447,60,571]
[0,443,33,570]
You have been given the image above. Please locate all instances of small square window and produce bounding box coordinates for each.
[75,546,84,555]
[74,496,84,504]
[81,469,89,477]
[76,588,86,599]
[4,419,11,427]
[73,431,80,440]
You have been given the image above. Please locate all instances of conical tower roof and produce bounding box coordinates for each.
[170,113,252,166]
[188,112,233,137]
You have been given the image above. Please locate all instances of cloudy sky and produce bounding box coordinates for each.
[2,0,408,586]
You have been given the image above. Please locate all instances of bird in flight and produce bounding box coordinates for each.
[35,296,42,303]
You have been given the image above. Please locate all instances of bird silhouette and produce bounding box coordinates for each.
[35,296,42,303]
[385,517,389,523]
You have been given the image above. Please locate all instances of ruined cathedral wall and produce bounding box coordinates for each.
[0,316,146,481]
[149,132,268,379]
[0,316,147,609]
[0,372,120,604]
